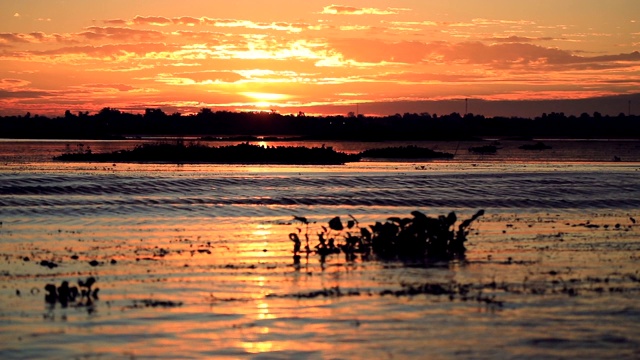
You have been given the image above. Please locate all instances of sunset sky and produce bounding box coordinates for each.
[1,0,639,117]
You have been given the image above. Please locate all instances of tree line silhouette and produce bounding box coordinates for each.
[1,107,638,140]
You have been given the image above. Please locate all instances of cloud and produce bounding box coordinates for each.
[321,5,408,15]
[328,38,434,63]
[487,36,556,43]
[79,26,165,41]
[103,19,128,26]
[23,43,181,61]
[124,15,308,33]
[327,38,640,70]
[385,20,438,27]
[29,32,47,42]
[172,17,201,27]
[338,25,372,31]
[0,78,31,89]
[172,30,224,42]
[0,33,28,44]
[0,31,78,45]
[435,42,569,65]
[440,43,640,68]
[81,83,136,91]
[370,72,481,84]
[0,89,53,99]
[470,18,536,26]
[0,31,72,44]
[155,71,245,85]
[133,16,172,26]
[581,51,640,63]
[200,18,308,32]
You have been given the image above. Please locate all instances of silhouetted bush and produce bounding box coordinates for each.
[290,210,484,262]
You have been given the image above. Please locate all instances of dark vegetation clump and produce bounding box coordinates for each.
[44,277,99,307]
[53,141,360,165]
[289,210,484,262]
[122,299,184,311]
[359,145,454,159]
[39,260,58,269]
[134,299,183,308]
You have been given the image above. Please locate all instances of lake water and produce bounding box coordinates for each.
[1,139,640,359]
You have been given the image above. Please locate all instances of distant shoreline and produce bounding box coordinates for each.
[2,108,639,141]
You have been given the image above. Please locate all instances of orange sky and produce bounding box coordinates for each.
[1,0,639,117]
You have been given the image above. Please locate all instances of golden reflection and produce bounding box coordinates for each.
[252,225,272,239]
[239,298,277,353]
[242,340,274,354]
[257,300,272,320]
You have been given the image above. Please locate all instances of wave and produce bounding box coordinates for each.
[1,170,639,219]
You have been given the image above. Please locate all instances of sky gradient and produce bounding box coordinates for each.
[1,0,639,117]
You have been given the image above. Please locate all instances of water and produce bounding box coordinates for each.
[1,140,640,359]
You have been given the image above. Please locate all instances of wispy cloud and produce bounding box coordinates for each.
[103,19,128,26]
[17,43,182,62]
[133,16,173,27]
[486,36,556,43]
[321,5,409,15]
[154,71,245,85]
[122,16,309,33]
[0,78,31,89]
[0,33,31,44]
[80,83,137,92]
[325,38,640,71]
[79,26,165,41]
[0,89,53,99]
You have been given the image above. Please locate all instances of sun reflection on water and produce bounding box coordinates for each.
[239,299,277,354]
[256,300,273,320]
[252,225,272,239]
[242,339,274,354]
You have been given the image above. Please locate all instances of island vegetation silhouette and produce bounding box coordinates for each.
[1,107,638,140]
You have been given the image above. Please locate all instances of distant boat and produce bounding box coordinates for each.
[519,141,552,150]
[468,145,499,154]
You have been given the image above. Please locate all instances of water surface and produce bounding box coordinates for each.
[1,140,639,359]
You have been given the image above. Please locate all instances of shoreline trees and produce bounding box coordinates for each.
[0,108,638,140]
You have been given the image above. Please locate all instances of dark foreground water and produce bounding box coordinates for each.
[1,140,639,359]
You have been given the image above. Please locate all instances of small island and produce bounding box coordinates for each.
[54,142,360,165]
[53,142,456,164]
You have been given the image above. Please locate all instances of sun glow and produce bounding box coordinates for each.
[241,92,290,108]
[241,92,289,102]
[1,2,639,117]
